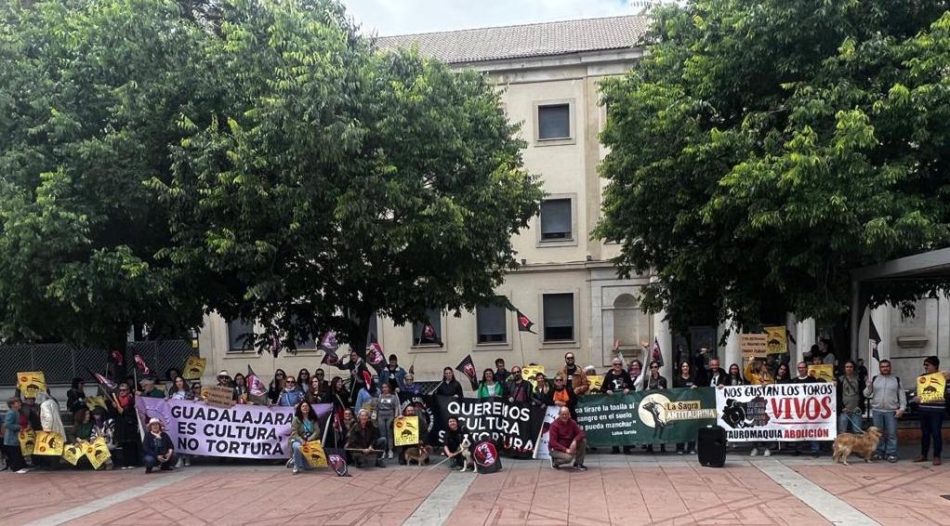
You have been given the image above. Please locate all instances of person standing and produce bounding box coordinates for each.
[548,407,587,471]
[494,358,510,385]
[836,361,865,434]
[672,361,697,455]
[435,368,464,398]
[376,383,399,459]
[706,359,728,387]
[66,378,87,414]
[3,398,29,473]
[380,355,407,393]
[476,369,504,398]
[791,361,824,457]
[111,382,141,469]
[603,357,633,453]
[913,356,946,466]
[506,366,533,404]
[863,359,906,463]
[558,352,589,418]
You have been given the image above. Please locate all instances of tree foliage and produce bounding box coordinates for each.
[597,0,950,331]
[0,0,542,353]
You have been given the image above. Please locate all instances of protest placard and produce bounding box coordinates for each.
[85,437,111,469]
[575,388,717,446]
[33,431,65,456]
[716,383,837,442]
[205,385,235,408]
[183,356,207,380]
[17,371,46,398]
[62,442,86,465]
[521,365,545,388]
[739,334,768,359]
[764,326,788,355]
[807,364,835,383]
[587,375,604,392]
[18,429,35,455]
[86,396,107,411]
[300,440,328,468]
[393,416,420,447]
[917,372,947,404]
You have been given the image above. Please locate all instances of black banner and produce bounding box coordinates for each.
[429,396,545,459]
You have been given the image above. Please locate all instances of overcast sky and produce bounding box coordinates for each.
[341,0,645,36]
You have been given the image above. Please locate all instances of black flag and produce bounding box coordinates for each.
[456,354,479,390]
[516,310,535,334]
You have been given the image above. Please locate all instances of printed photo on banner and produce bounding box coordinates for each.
[17,371,46,398]
[575,388,716,446]
[808,364,835,383]
[532,406,560,460]
[716,383,837,442]
[393,415,420,447]
[917,372,947,404]
[183,356,207,380]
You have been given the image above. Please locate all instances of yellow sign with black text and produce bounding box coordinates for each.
[917,373,946,404]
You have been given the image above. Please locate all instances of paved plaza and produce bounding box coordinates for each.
[6,448,950,526]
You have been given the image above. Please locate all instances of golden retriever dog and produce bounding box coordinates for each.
[404,445,432,466]
[832,427,882,465]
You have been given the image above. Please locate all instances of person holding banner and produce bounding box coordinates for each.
[142,418,174,474]
[278,377,305,407]
[288,401,321,474]
[912,356,946,466]
[3,398,29,474]
[167,376,190,401]
[346,409,386,468]
[727,364,746,386]
[673,362,698,455]
[476,369,504,399]
[435,367,464,398]
[506,366,533,404]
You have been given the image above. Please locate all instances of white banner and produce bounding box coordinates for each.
[715,383,837,442]
[532,406,561,460]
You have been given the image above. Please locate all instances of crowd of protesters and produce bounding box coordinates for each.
[3,340,949,476]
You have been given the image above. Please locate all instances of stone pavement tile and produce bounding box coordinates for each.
[1,469,145,524]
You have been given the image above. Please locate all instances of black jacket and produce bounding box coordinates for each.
[142,431,173,458]
[435,380,464,398]
[602,369,633,393]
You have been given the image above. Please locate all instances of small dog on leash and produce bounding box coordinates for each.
[832,427,882,465]
[404,445,432,466]
[458,436,475,472]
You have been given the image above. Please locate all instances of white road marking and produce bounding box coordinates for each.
[403,471,478,526]
[755,460,879,526]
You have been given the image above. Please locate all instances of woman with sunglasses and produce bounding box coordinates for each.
[232,373,248,403]
[296,369,311,395]
[109,382,141,469]
[268,369,288,404]
[278,376,304,407]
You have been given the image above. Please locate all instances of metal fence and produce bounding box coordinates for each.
[0,340,196,386]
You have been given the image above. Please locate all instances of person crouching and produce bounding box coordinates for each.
[142,418,175,474]
[346,409,386,468]
[549,406,587,471]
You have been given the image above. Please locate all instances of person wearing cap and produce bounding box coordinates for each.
[142,418,174,474]
[217,370,234,388]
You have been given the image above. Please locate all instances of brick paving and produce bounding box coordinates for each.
[4,452,950,525]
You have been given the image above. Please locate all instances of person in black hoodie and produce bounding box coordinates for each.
[603,357,633,453]
[142,418,174,474]
[435,367,464,398]
[66,377,87,414]
[441,416,469,468]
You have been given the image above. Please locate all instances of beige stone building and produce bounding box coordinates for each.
[195,15,949,388]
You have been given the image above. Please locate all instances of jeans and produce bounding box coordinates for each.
[551,438,587,467]
[143,453,175,469]
[378,417,394,453]
[291,439,312,471]
[919,410,945,459]
[871,410,898,457]
[838,410,863,434]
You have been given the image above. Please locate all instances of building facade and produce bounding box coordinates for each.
[195,15,949,388]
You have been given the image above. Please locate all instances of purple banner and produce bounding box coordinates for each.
[135,396,332,459]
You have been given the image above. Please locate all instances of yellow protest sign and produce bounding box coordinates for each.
[300,440,328,468]
[183,356,207,380]
[394,416,420,447]
[764,327,788,355]
[86,396,107,411]
[587,375,604,392]
[85,437,111,470]
[63,442,86,466]
[808,364,835,383]
[522,365,545,388]
[19,429,35,455]
[740,334,768,359]
[33,431,65,457]
[917,372,947,404]
[17,371,46,398]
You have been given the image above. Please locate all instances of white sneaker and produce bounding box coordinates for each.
[286,458,294,469]
[763,449,771,457]
[184,457,191,467]
[750,448,759,457]
[387,451,393,459]
[15,468,29,474]
[175,457,183,468]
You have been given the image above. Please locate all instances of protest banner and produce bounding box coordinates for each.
[429,396,544,458]
[300,440,328,468]
[917,372,947,404]
[716,383,837,442]
[17,371,46,398]
[739,334,768,359]
[62,442,85,466]
[183,356,207,380]
[764,326,788,355]
[85,438,111,469]
[807,364,835,383]
[575,388,717,446]
[33,431,65,456]
[587,375,604,393]
[19,429,35,455]
[135,396,332,459]
[394,416,420,447]
[206,385,236,408]
[532,406,560,460]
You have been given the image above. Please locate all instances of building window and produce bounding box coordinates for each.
[413,308,442,346]
[540,198,572,241]
[543,293,575,342]
[477,302,507,344]
[538,103,571,140]
[228,318,254,351]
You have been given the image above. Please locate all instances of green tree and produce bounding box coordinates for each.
[597,0,950,335]
[0,0,212,349]
[155,0,542,354]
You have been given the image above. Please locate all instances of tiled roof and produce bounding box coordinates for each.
[374,15,649,65]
